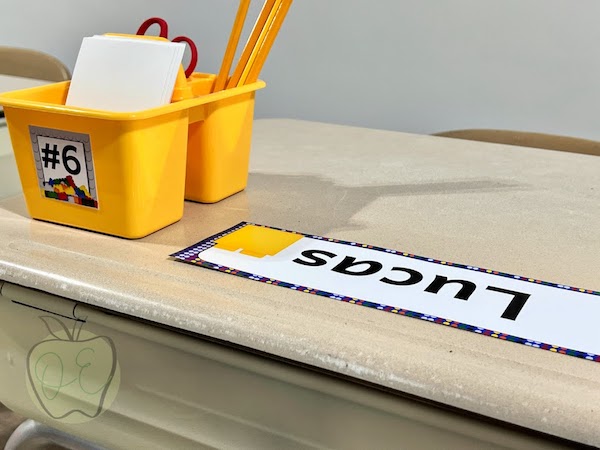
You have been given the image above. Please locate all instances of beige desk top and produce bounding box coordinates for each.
[0,119,598,445]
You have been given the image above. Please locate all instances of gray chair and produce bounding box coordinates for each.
[434,129,600,156]
[0,46,70,82]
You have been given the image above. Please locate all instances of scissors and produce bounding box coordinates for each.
[136,17,198,78]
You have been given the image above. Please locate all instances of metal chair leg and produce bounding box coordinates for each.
[4,419,105,450]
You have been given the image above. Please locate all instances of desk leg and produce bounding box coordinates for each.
[4,419,105,450]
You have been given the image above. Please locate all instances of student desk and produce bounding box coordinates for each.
[0,119,598,449]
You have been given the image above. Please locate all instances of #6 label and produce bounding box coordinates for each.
[29,126,98,208]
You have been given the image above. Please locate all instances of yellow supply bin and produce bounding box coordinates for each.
[185,74,259,203]
[0,76,265,238]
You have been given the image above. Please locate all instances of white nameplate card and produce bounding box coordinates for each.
[172,223,600,362]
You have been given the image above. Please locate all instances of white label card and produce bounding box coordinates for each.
[172,223,600,363]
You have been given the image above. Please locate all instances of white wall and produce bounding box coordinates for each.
[3,0,600,139]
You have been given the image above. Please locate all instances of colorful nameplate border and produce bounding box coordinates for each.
[171,222,600,363]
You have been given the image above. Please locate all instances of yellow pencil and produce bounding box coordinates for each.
[237,0,283,86]
[227,0,277,89]
[243,0,293,85]
[213,0,251,93]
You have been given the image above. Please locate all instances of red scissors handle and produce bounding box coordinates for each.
[171,36,198,78]
[136,17,198,77]
[136,17,169,39]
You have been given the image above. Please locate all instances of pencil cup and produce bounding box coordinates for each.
[188,73,216,96]
[184,74,261,203]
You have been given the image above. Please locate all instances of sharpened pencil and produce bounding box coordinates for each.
[227,0,277,89]
[213,0,252,92]
[237,0,283,86]
[243,0,292,85]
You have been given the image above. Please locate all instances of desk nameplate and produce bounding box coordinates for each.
[172,222,599,363]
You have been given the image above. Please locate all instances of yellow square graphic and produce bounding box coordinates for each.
[215,225,302,258]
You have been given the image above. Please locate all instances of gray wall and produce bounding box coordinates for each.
[2,0,600,139]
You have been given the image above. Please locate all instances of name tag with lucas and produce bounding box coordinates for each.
[172,222,600,363]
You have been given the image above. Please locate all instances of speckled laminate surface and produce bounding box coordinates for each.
[0,119,599,445]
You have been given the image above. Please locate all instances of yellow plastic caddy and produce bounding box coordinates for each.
[0,74,264,239]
